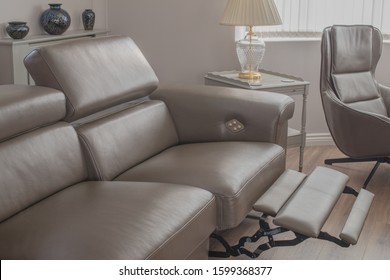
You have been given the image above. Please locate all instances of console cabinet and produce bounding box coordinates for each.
[0,29,108,85]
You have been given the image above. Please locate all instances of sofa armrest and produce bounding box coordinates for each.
[151,84,295,147]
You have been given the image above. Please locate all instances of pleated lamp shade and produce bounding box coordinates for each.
[220,0,282,26]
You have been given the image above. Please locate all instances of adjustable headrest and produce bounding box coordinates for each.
[324,25,388,116]
[24,36,159,122]
[330,25,382,74]
[0,85,66,142]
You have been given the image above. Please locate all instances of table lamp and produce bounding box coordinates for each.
[220,0,282,79]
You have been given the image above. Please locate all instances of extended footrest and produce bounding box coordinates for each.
[253,169,306,216]
[272,167,349,238]
[340,188,374,244]
[209,166,374,258]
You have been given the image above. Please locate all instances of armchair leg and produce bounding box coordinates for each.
[325,157,390,189]
[324,157,380,165]
[363,161,381,189]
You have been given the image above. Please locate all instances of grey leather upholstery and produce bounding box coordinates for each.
[0,181,216,260]
[151,84,294,148]
[250,166,374,254]
[274,167,349,238]
[75,98,287,229]
[0,86,87,223]
[0,85,216,259]
[116,142,285,230]
[0,85,66,142]
[320,25,390,186]
[253,169,307,216]
[25,36,159,122]
[77,100,178,181]
[24,35,295,231]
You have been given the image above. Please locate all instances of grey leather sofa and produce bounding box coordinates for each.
[0,85,216,259]
[0,36,294,259]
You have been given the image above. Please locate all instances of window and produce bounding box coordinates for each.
[246,0,390,39]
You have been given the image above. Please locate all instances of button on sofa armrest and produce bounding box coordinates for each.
[151,84,295,148]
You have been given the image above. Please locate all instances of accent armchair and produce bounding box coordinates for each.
[320,25,390,188]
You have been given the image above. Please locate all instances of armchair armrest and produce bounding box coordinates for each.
[378,83,390,116]
[151,84,295,147]
[322,89,390,158]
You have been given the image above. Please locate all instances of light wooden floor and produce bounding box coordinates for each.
[209,145,390,259]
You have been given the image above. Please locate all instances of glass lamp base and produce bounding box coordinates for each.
[239,71,261,80]
[236,29,265,80]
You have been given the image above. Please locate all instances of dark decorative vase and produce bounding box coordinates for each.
[6,21,29,39]
[40,3,71,35]
[82,9,95,31]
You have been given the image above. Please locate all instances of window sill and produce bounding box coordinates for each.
[263,37,321,42]
[262,36,390,44]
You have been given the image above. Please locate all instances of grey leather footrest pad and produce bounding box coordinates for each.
[273,166,349,238]
[252,166,374,246]
[253,169,306,216]
[339,189,374,245]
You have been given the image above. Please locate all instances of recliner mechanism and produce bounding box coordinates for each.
[209,217,310,259]
[209,213,350,259]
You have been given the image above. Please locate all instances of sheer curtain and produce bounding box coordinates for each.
[246,0,390,38]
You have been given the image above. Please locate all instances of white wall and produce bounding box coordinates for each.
[261,40,326,136]
[0,0,108,37]
[108,0,236,85]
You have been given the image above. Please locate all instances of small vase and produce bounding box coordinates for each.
[82,9,95,31]
[6,21,29,39]
[40,3,71,35]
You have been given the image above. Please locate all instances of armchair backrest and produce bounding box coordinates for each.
[320,25,388,116]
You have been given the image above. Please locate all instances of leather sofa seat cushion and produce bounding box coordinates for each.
[0,181,216,260]
[115,142,286,230]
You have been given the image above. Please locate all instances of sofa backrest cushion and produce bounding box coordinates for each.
[0,85,87,222]
[0,124,88,222]
[24,36,159,122]
[77,100,178,181]
[0,85,66,142]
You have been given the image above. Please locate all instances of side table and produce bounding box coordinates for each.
[204,69,309,172]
